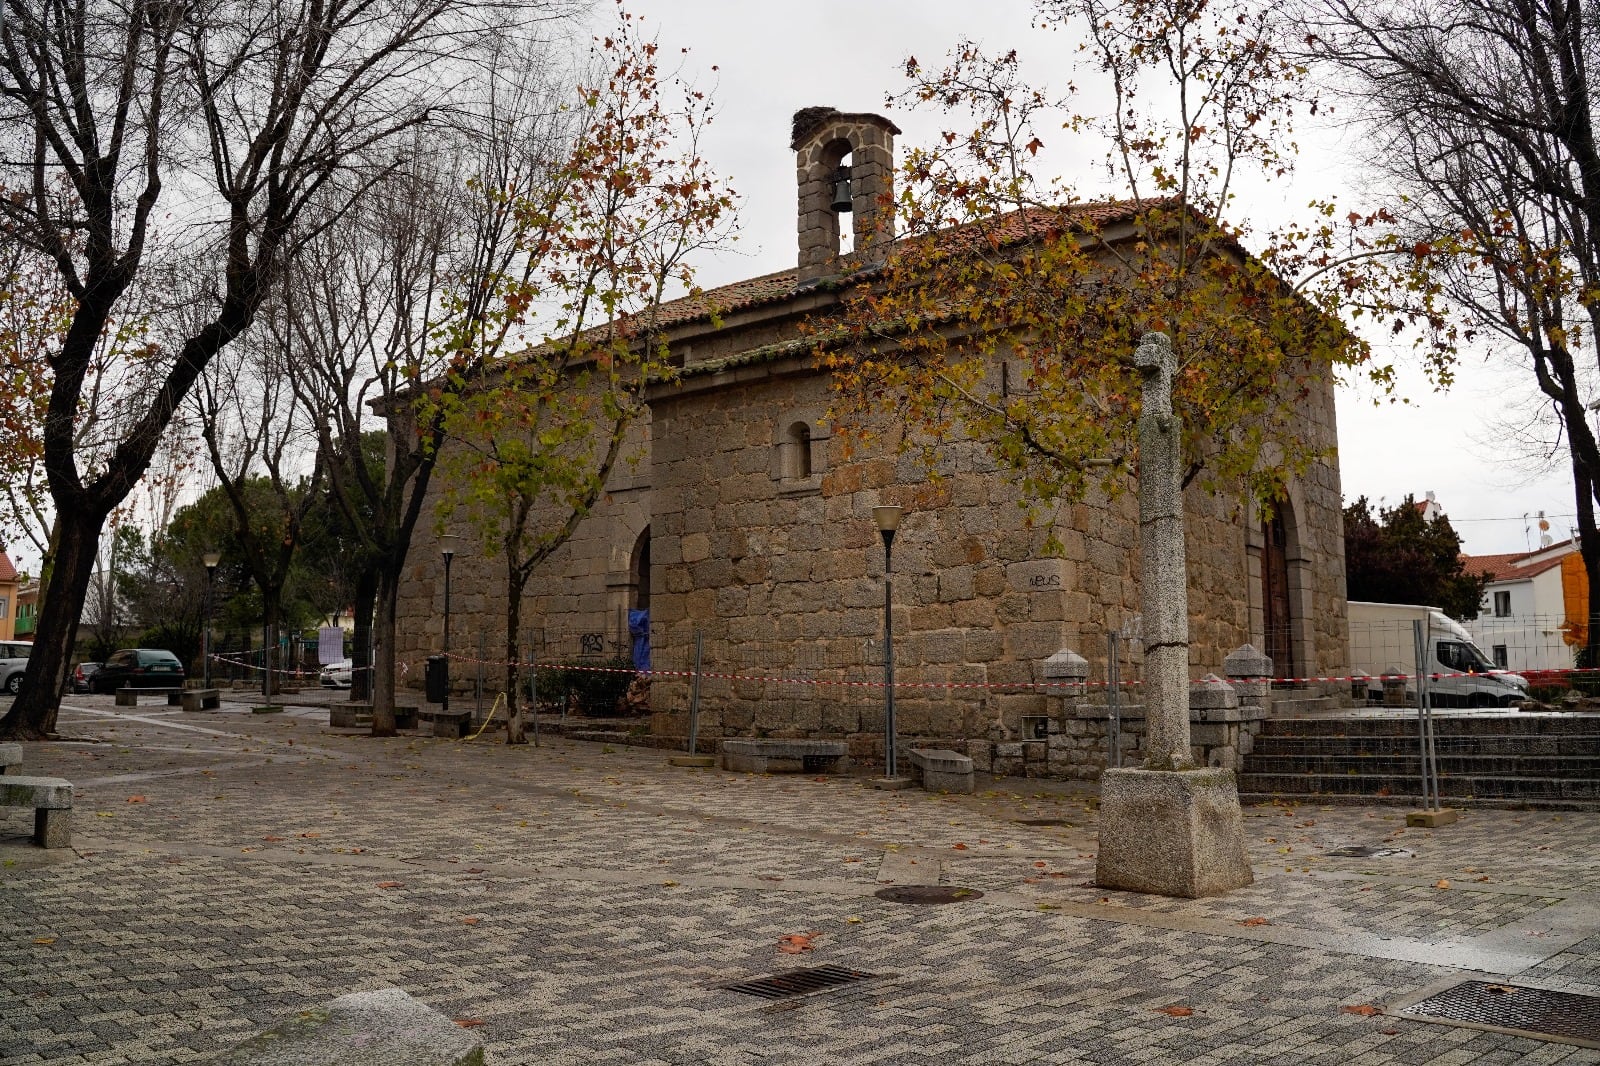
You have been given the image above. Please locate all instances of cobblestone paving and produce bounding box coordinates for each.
[0,696,1597,1064]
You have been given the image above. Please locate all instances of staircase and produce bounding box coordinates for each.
[1239,712,1600,810]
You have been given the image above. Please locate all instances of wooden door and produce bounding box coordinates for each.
[1262,512,1295,681]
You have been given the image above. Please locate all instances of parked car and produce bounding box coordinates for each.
[320,659,353,688]
[89,648,186,693]
[0,640,33,695]
[71,662,104,694]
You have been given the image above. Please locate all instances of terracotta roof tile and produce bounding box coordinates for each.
[648,199,1156,336]
[1461,547,1571,583]
[0,553,17,583]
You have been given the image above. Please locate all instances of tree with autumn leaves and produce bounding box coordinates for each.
[820,0,1460,520]
[423,16,736,744]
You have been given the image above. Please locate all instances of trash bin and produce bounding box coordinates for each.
[425,654,448,703]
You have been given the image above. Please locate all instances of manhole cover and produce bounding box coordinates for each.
[1014,819,1073,827]
[1326,845,1414,858]
[720,965,876,1000]
[874,885,984,905]
[1402,981,1600,1046]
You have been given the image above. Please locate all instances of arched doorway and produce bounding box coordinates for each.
[1261,509,1296,680]
[630,526,651,612]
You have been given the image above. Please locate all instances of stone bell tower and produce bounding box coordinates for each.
[791,107,900,286]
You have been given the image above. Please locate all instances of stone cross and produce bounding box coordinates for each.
[1135,331,1193,771]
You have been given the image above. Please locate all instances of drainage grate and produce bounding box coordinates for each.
[875,885,984,905]
[1401,981,1600,1045]
[720,965,876,1000]
[1014,818,1073,827]
[1325,845,1414,858]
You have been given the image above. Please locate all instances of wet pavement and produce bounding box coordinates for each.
[2,693,1598,1064]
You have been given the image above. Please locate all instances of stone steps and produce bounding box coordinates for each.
[1239,714,1600,810]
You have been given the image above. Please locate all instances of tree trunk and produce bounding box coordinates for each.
[0,507,105,738]
[370,565,403,736]
[1575,459,1600,671]
[505,579,526,745]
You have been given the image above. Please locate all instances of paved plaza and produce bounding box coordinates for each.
[3,694,1599,1064]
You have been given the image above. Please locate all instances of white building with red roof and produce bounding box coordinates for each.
[1462,537,1581,673]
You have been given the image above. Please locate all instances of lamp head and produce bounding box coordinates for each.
[202,550,221,570]
[439,533,461,562]
[872,505,903,533]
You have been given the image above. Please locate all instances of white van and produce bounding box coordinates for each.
[1347,601,1529,707]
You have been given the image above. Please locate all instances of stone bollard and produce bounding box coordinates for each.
[1223,644,1273,760]
[1041,649,1090,711]
[1222,644,1273,713]
[1188,674,1242,770]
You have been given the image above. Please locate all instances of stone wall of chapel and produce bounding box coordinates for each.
[393,417,652,685]
[392,346,1346,758]
[640,356,1345,757]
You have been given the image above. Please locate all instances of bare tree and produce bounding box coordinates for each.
[0,0,559,738]
[192,321,324,697]
[1301,0,1600,660]
[281,39,577,734]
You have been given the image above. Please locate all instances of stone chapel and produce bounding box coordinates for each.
[392,108,1350,765]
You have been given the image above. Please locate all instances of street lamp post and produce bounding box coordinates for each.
[439,534,460,716]
[873,505,904,781]
[202,551,221,688]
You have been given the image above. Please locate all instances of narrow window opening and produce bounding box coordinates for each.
[783,422,813,480]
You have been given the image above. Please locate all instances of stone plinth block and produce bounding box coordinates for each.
[908,748,976,794]
[205,987,483,1066]
[1095,767,1254,898]
[0,742,21,773]
[721,738,850,774]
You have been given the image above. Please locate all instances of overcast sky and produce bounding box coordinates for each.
[623,0,1579,558]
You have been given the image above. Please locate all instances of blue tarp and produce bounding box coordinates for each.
[628,609,650,672]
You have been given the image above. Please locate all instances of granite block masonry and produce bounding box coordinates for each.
[1094,332,1253,898]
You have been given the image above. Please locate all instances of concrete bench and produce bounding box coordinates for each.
[0,742,20,775]
[116,686,181,706]
[177,688,221,712]
[721,738,851,774]
[0,775,72,847]
[431,709,471,739]
[908,748,976,794]
[329,701,373,728]
[205,987,483,1065]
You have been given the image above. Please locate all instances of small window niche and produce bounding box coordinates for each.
[773,416,824,495]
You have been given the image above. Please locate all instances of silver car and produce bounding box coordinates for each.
[320,659,353,688]
[0,641,32,694]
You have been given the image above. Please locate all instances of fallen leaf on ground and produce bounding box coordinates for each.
[660,880,679,887]
[454,1019,484,1028]
[32,937,55,945]
[1341,1005,1382,1016]
[298,832,320,838]
[951,843,969,850]
[777,932,818,954]
[1434,879,1451,890]
[375,881,404,889]
[1033,861,1048,868]
[1238,917,1271,927]
[461,918,481,926]
[126,796,146,804]
[1155,1006,1193,1017]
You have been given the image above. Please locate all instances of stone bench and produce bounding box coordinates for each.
[0,742,20,775]
[431,709,471,739]
[721,738,850,774]
[0,775,72,847]
[908,748,976,794]
[204,987,483,1065]
[329,701,373,728]
[177,688,221,712]
[116,686,181,707]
